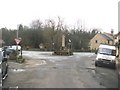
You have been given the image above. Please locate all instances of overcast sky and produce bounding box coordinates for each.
[0,0,119,34]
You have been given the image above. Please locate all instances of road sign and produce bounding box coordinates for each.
[15,38,21,45]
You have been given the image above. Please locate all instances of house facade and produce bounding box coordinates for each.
[115,32,120,45]
[90,33,113,51]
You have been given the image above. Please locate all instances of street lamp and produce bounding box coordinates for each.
[68,39,71,50]
[52,43,54,51]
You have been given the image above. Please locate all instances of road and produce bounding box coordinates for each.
[3,51,118,88]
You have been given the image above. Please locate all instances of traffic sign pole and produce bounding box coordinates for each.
[14,38,22,61]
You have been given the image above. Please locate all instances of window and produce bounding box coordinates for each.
[95,40,98,43]
[108,40,110,44]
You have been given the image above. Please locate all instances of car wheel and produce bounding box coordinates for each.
[112,63,116,69]
[95,61,101,67]
[3,65,8,80]
[5,65,8,75]
[2,68,8,80]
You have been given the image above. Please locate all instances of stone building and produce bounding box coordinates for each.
[90,32,114,51]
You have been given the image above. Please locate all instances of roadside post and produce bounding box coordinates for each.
[14,38,21,62]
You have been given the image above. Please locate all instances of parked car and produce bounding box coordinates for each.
[0,48,8,80]
[9,45,21,51]
[3,46,15,55]
[95,44,116,68]
[0,50,2,89]
[9,45,22,56]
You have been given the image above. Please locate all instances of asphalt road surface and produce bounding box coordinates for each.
[3,51,118,88]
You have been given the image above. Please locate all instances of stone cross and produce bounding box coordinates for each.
[62,34,65,48]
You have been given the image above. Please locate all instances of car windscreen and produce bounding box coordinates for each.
[98,48,116,56]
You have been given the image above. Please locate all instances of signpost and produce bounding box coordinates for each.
[14,26,24,63]
[15,38,21,62]
[15,29,22,62]
[14,38,21,45]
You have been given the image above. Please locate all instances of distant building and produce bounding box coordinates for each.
[90,32,114,51]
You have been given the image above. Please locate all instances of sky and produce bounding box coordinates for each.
[0,0,119,34]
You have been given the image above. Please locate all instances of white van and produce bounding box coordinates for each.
[95,44,116,68]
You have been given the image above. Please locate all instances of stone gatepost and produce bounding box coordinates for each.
[61,34,65,50]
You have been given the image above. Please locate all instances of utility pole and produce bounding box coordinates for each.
[16,29,18,62]
[111,29,114,45]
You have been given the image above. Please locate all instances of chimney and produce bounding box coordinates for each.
[111,29,114,35]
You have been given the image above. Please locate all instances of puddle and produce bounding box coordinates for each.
[12,69,25,72]
[52,66,57,69]
[91,70,96,74]
[101,73,108,75]
[86,67,96,70]
[35,60,47,65]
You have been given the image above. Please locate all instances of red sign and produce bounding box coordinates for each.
[15,38,21,44]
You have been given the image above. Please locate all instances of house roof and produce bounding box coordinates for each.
[99,33,113,41]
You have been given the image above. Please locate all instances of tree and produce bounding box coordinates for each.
[30,20,43,29]
[18,24,24,31]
